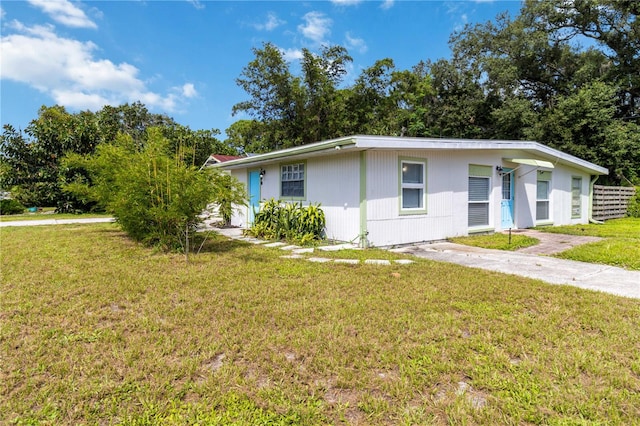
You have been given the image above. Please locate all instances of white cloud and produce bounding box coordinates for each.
[180,83,197,98]
[298,11,332,43]
[330,0,362,5]
[380,0,394,10]
[454,13,468,32]
[254,12,285,31]
[345,32,367,53]
[27,0,97,29]
[0,21,190,112]
[187,0,205,10]
[280,47,304,62]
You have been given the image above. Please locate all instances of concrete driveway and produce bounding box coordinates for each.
[391,231,640,299]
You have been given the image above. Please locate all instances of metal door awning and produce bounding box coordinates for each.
[504,158,555,168]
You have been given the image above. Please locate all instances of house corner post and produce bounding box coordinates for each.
[359,151,368,248]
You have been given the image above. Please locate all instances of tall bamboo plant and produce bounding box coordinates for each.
[62,127,246,252]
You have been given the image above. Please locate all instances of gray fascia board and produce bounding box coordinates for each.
[354,136,608,175]
[213,136,357,170]
[215,135,608,176]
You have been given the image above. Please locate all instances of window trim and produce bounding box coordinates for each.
[571,176,582,219]
[536,171,551,223]
[468,165,492,229]
[279,161,307,200]
[398,157,427,215]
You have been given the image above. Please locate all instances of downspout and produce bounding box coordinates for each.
[589,175,604,224]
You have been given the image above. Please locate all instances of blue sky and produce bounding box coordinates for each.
[1,0,523,137]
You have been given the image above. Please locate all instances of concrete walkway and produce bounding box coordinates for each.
[0,217,115,227]
[508,229,602,255]
[391,239,640,299]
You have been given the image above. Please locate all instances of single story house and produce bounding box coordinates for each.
[213,135,608,247]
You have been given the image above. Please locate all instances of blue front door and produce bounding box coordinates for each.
[248,170,261,225]
[501,169,514,229]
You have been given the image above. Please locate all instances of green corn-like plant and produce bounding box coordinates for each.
[248,199,325,244]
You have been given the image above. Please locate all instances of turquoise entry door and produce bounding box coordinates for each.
[248,170,261,225]
[501,169,514,229]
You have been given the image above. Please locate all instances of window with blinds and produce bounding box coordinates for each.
[571,176,582,218]
[468,165,491,227]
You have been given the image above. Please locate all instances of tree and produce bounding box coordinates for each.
[224,120,269,154]
[62,128,247,251]
[532,82,640,183]
[520,0,640,119]
[1,103,232,211]
[233,43,352,150]
[443,0,639,182]
[388,62,436,137]
[0,106,100,209]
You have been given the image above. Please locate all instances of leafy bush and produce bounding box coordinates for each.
[62,128,246,251]
[0,198,25,215]
[247,198,325,244]
[213,172,247,226]
[627,187,640,218]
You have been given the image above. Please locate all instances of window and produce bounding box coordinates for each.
[571,176,582,218]
[536,172,551,221]
[400,159,426,213]
[468,165,491,227]
[281,163,305,198]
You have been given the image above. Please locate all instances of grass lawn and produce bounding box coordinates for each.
[448,233,539,251]
[535,217,640,270]
[2,224,640,424]
[0,210,111,222]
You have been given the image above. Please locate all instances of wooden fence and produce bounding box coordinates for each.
[592,185,636,220]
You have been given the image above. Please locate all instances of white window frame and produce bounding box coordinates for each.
[468,165,492,228]
[536,172,551,222]
[280,162,305,199]
[399,158,427,214]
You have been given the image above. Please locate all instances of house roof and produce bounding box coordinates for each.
[212,135,608,175]
[201,154,244,169]
[210,154,244,163]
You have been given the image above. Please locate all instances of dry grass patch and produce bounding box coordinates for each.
[1,224,640,424]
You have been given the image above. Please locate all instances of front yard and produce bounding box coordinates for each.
[451,218,640,270]
[1,223,639,424]
[535,217,640,270]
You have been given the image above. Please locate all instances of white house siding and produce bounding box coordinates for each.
[227,142,600,245]
[229,154,361,243]
[306,153,361,243]
[365,150,477,247]
[229,169,248,227]
[503,159,592,229]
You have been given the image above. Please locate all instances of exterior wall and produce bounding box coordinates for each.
[230,169,248,227]
[229,147,597,247]
[229,152,361,243]
[510,163,591,229]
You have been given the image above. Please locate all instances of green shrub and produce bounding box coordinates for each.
[627,187,640,218]
[247,198,325,244]
[62,128,246,252]
[0,198,25,215]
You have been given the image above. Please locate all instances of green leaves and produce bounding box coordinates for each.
[248,198,326,244]
[62,127,245,252]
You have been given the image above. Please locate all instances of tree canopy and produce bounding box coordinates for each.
[229,0,639,184]
[1,102,235,210]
